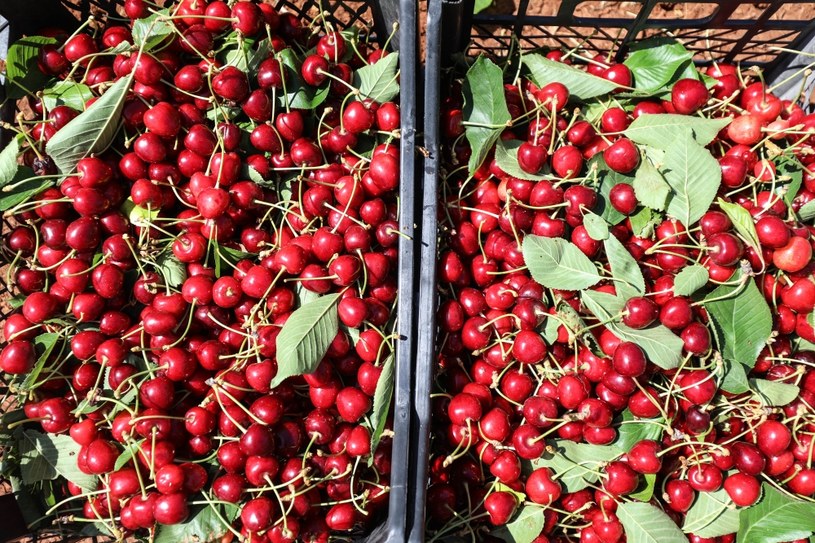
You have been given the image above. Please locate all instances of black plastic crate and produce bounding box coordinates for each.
[0,1,418,542]
[412,1,815,541]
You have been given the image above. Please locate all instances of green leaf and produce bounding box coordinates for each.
[42,81,94,111]
[683,489,740,538]
[295,282,321,308]
[737,484,815,543]
[630,473,657,502]
[800,200,815,223]
[777,156,804,209]
[749,379,800,406]
[114,440,142,471]
[369,354,394,454]
[704,269,772,369]
[522,235,601,291]
[661,127,721,227]
[583,211,610,241]
[633,159,671,211]
[629,207,658,238]
[581,289,684,369]
[492,504,546,543]
[604,234,645,296]
[592,155,634,225]
[121,196,159,227]
[617,502,688,543]
[463,56,511,174]
[623,39,694,93]
[614,410,665,451]
[20,333,61,390]
[673,264,710,296]
[272,293,341,388]
[0,171,51,211]
[624,114,730,148]
[552,300,593,345]
[277,48,330,110]
[354,52,400,103]
[154,502,239,543]
[474,0,493,13]
[18,430,97,490]
[5,36,57,99]
[0,136,20,189]
[495,139,551,181]
[720,359,750,394]
[46,74,134,176]
[156,252,187,288]
[532,440,622,492]
[523,54,617,100]
[717,199,761,252]
[131,9,173,51]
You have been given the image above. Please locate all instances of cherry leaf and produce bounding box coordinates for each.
[777,156,804,208]
[531,440,622,492]
[495,139,552,181]
[720,359,750,394]
[42,81,94,112]
[623,38,694,93]
[20,333,61,390]
[273,293,341,387]
[737,484,815,543]
[522,236,601,291]
[583,211,610,241]
[703,269,772,369]
[47,74,134,176]
[369,354,394,454]
[5,36,57,99]
[277,48,330,110]
[800,200,815,223]
[591,155,634,225]
[463,56,511,174]
[617,502,687,543]
[154,502,239,543]
[581,290,684,369]
[613,409,665,451]
[633,159,671,211]
[629,207,659,238]
[630,473,657,502]
[661,127,721,227]
[523,54,617,99]
[624,114,730,148]
[717,199,761,253]
[749,378,800,406]
[0,135,20,189]
[683,489,740,538]
[604,234,645,296]
[18,429,97,491]
[131,9,174,51]
[492,504,546,543]
[354,52,400,104]
[673,264,710,296]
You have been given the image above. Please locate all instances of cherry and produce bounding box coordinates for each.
[609,183,637,215]
[756,420,792,456]
[688,463,723,492]
[0,341,36,374]
[773,236,812,272]
[604,138,639,173]
[724,473,760,506]
[484,491,518,526]
[603,461,639,495]
[628,440,662,473]
[671,78,709,114]
[518,142,548,174]
[622,297,658,329]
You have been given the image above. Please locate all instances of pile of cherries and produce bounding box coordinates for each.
[428,51,815,541]
[0,0,402,541]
